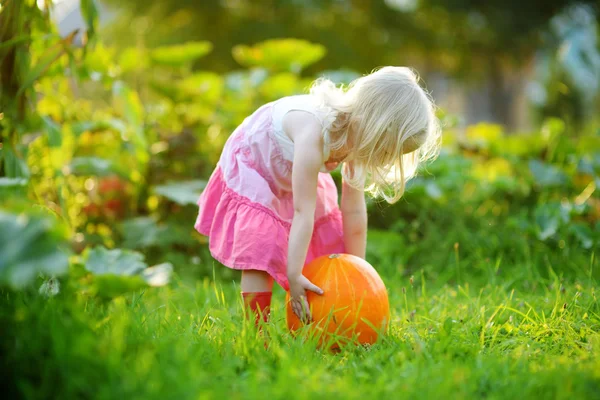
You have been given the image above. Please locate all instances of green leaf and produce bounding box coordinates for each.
[42,116,62,147]
[425,181,443,200]
[223,69,269,94]
[119,47,149,73]
[120,217,196,249]
[534,204,561,241]
[112,82,143,127]
[541,118,565,142]
[179,72,224,103]
[84,246,147,276]
[443,317,453,335]
[0,34,31,52]
[259,72,304,101]
[0,210,70,289]
[153,180,206,206]
[2,144,30,178]
[82,247,172,297]
[529,160,567,188]
[150,41,213,66]
[17,31,77,97]
[577,155,600,176]
[71,119,126,136]
[232,39,326,73]
[0,178,28,205]
[149,79,181,101]
[68,157,127,178]
[0,177,28,188]
[464,123,504,150]
[121,217,165,249]
[569,223,594,249]
[80,0,99,44]
[112,82,147,151]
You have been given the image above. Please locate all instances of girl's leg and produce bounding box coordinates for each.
[241,270,274,325]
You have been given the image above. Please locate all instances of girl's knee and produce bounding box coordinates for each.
[241,269,274,292]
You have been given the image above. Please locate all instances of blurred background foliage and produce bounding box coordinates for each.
[0,0,600,296]
[104,0,600,129]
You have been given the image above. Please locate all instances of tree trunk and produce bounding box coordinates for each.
[0,0,31,177]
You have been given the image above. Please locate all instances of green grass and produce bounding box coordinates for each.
[2,257,600,400]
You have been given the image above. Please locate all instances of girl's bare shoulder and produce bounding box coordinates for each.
[282,109,323,145]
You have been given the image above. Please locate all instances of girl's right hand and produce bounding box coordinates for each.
[284,113,326,324]
[288,274,323,323]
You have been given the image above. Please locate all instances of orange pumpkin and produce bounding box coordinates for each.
[286,253,390,348]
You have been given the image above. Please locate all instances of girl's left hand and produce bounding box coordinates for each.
[341,161,367,259]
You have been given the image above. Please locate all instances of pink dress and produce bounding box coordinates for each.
[194,94,345,290]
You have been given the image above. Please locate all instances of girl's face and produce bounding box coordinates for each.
[323,161,340,171]
[325,147,355,170]
[324,152,346,171]
[324,118,355,168]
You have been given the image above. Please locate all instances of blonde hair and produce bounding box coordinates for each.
[310,66,441,203]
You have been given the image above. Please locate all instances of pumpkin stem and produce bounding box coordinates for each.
[328,254,340,259]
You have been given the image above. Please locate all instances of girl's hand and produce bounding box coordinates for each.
[288,274,323,323]
[284,113,325,323]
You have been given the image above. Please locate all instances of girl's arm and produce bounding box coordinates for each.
[341,162,367,259]
[287,117,326,322]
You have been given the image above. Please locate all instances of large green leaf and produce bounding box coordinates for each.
[224,69,269,92]
[2,144,30,178]
[68,156,127,178]
[533,203,568,241]
[79,0,99,44]
[535,213,559,241]
[89,263,173,297]
[119,47,149,73]
[153,180,206,206]
[259,73,308,101]
[577,154,600,176]
[0,210,70,289]
[82,247,173,297]
[425,181,444,200]
[84,246,146,276]
[569,223,594,249]
[71,119,126,137]
[112,82,143,127]
[528,160,567,188]
[42,116,62,147]
[232,39,326,73]
[0,177,28,202]
[112,82,147,152]
[120,217,196,250]
[178,72,224,103]
[0,34,32,52]
[149,79,181,101]
[121,217,165,249]
[150,41,213,66]
[0,177,28,188]
[17,31,77,97]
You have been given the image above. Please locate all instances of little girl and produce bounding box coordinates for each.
[195,66,440,324]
